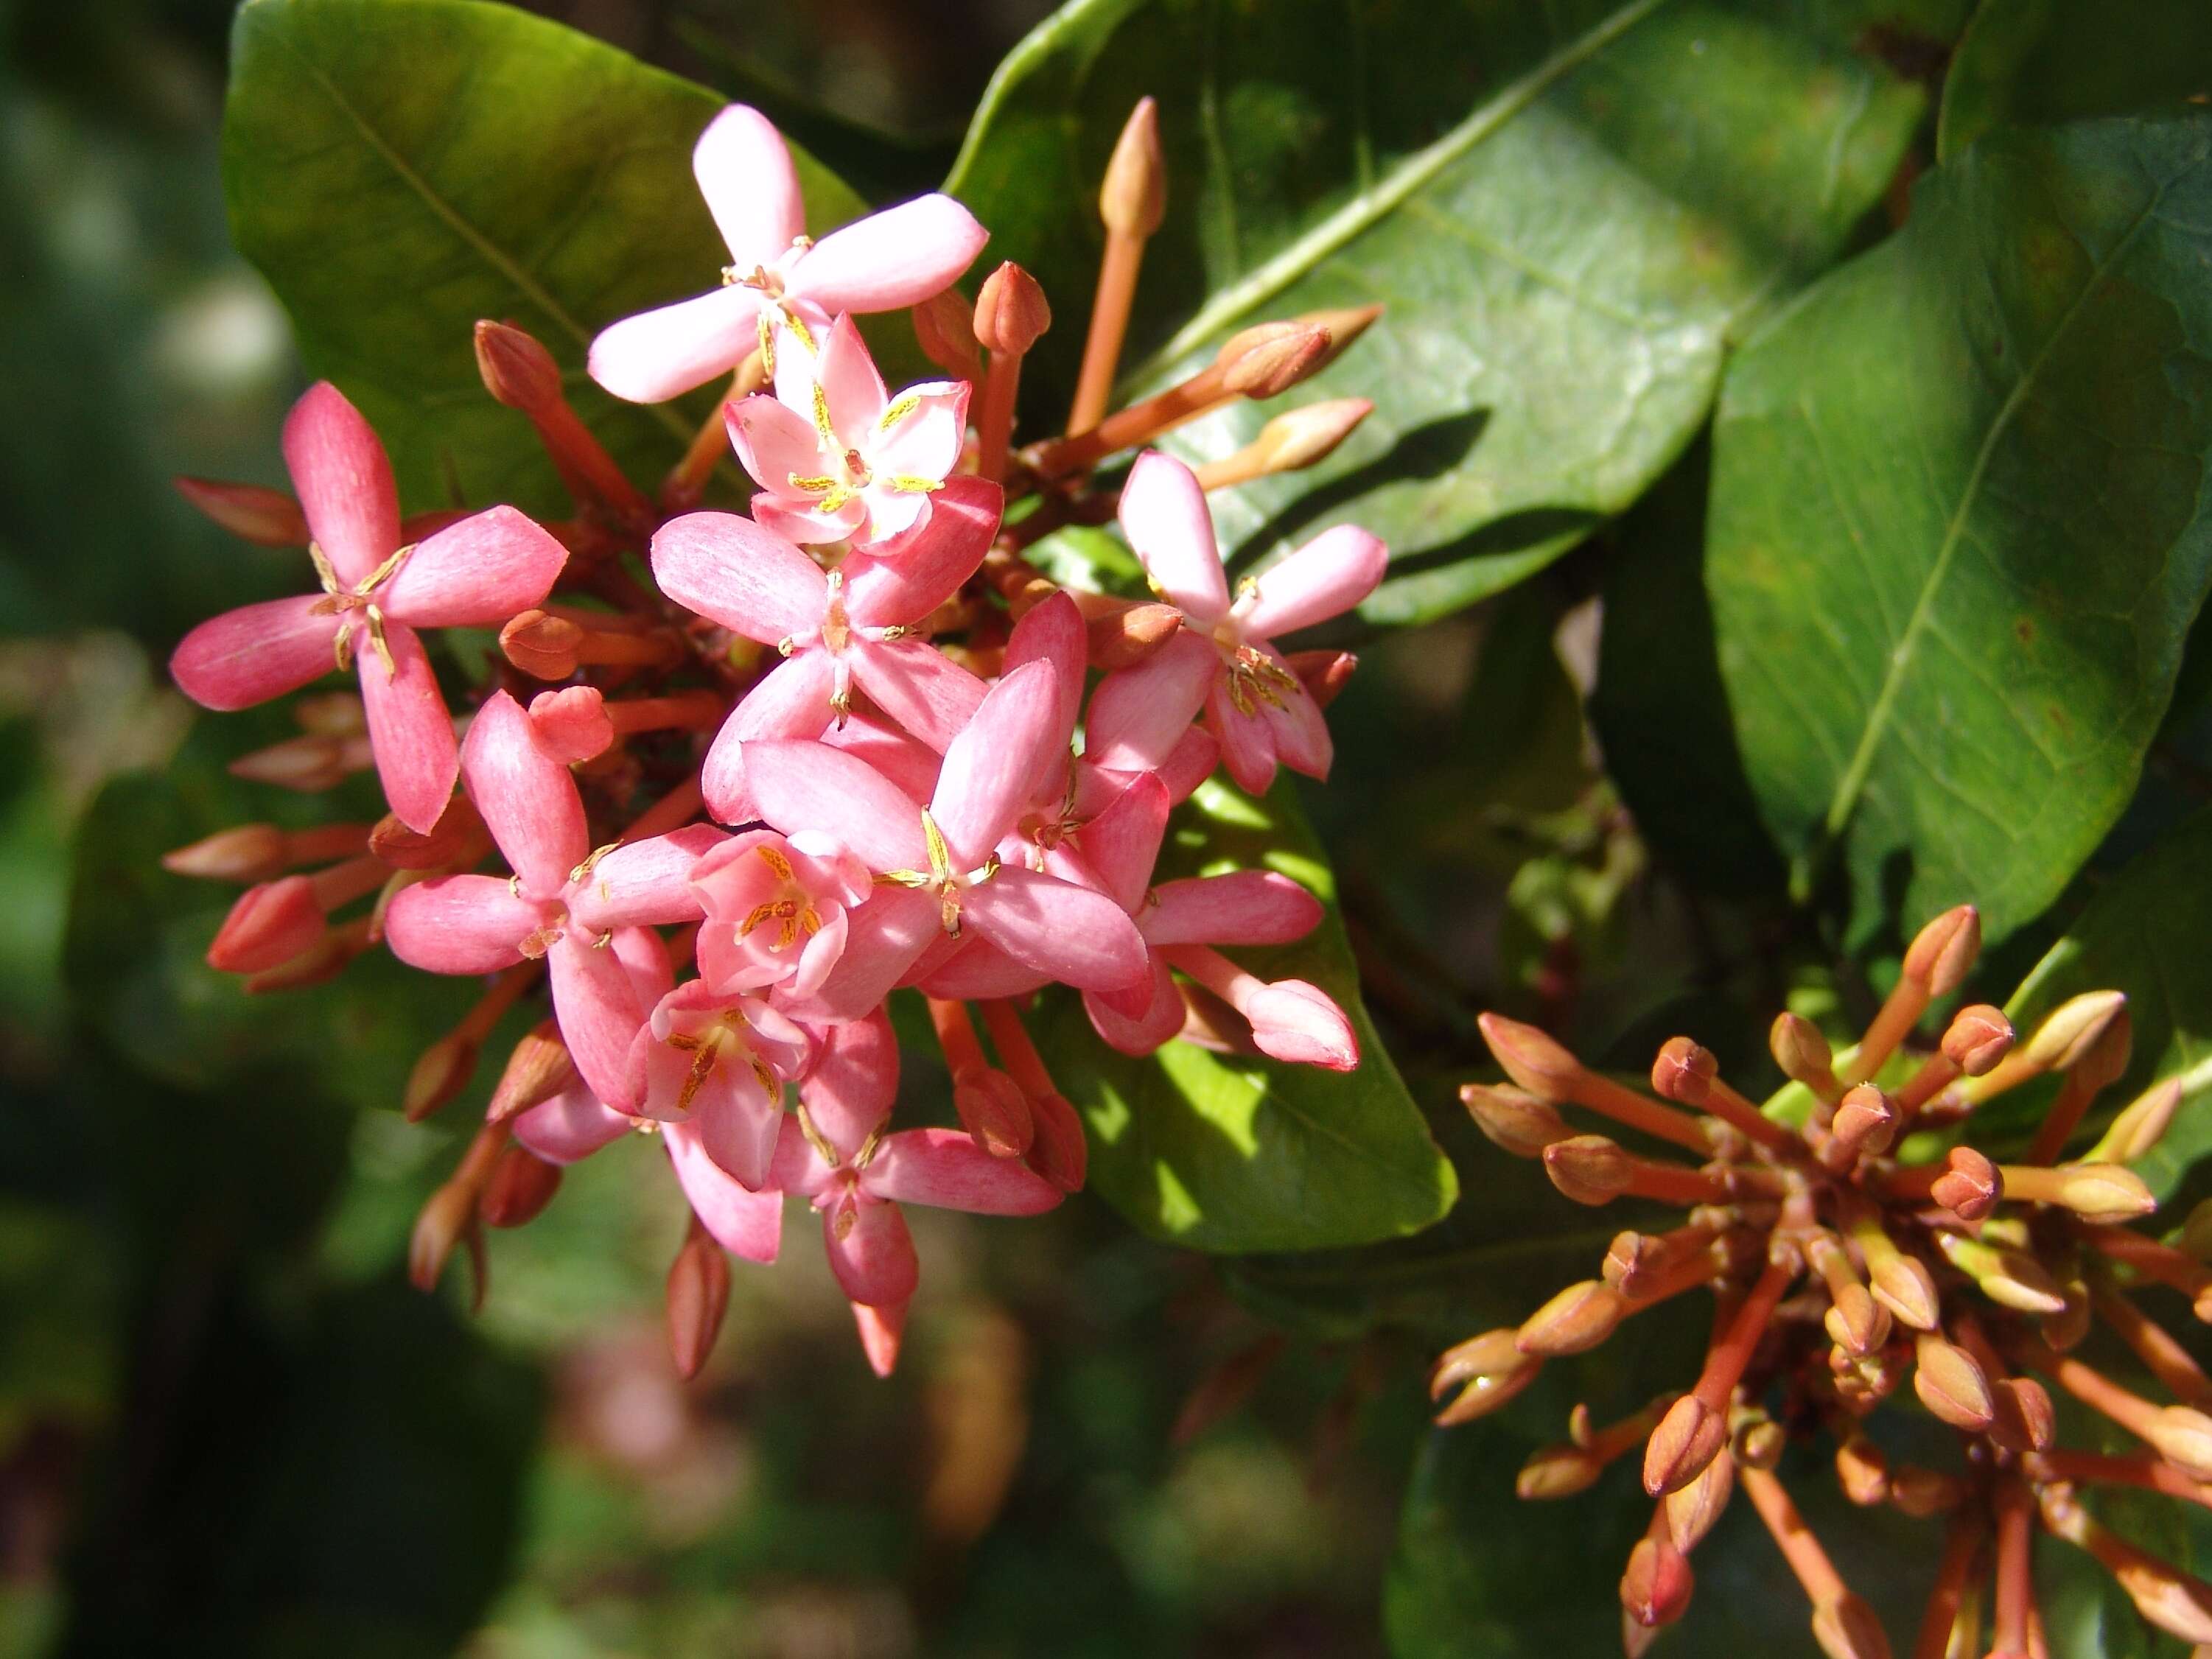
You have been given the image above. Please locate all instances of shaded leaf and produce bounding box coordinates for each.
[1938,0,2212,162]
[1708,116,2212,947]
[948,0,1922,625]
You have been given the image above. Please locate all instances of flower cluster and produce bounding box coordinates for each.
[162,99,1389,1375]
[1438,904,2212,1658]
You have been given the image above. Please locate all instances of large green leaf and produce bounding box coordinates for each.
[1036,778,1456,1253]
[222,0,867,515]
[1707,116,2212,947]
[947,0,1922,626]
[1938,0,2212,162]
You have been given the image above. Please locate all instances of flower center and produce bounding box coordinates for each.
[878,807,999,938]
[663,1008,781,1115]
[738,843,825,953]
[307,540,414,677]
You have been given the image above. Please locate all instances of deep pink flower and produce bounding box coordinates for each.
[587,105,987,405]
[651,477,1000,819]
[740,659,1151,1020]
[1086,451,1386,796]
[384,690,725,1106]
[692,830,872,1001]
[729,314,969,548]
[169,383,568,832]
[625,979,812,1190]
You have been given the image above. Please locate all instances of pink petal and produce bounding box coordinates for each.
[693,105,803,262]
[570,824,727,932]
[528,685,614,765]
[612,923,676,1004]
[822,712,941,803]
[1142,871,1323,947]
[751,491,867,547]
[821,1192,919,1306]
[1236,525,1387,639]
[797,1008,899,1159]
[667,1123,785,1263]
[1073,772,1169,915]
[169,595,336,711]
[383,875,542,974]
[1120,451,1228,625]
[848,639,986,751]
[741,739,926,872]
[914,939,1049,1001]
[788,886,939,1021]
[1084,631,1216,773]
[588,284,763,404]
[843,476,1001,628]
[206,877,323,974]
[786,194,987,314]
[461,690,589,897]
[651,511,826,642]
[1084,955,1186,1055]
[852,1298,907,1377]
[514,1084,631,1165]
[374,505,568,627]
[929,659,1063,869]
[549,932,651,1109]
[688,1059,786,1190]
[701,651,836,824]
[1242,978,1359,1070]
[862,1126,1061,1216]
[960,866,1148,993]
[356,621,459,835]
[726,391,828,499]
[282,382,399,587]
[1204,678,1281,797]
[1155,726,1221,804]
[775,313,886,450]
[1259,664,1334,780]
[1001,591,1086,759]
[872,381,970,482]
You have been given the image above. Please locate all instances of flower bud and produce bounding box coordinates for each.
[1886,1464,1963,1516]
[405,1029,482,1123]
[1823,1284,1891,1357]
[1649,1037,1718,1104]
[371,796,484,870]
[2043,1277,2093,1351]
[2149,1405,2212,1480]
[1479,1011,1583,1099]
[973,262,1051,357]
[1430,1330,1540,1425]
[2090,1077,2184,1164]
[1620,1533,1694,1629]
[473,319,565,412]
[528,684,614,763]
[1517,1280,1624,1356]
[173,476,308,545]
[243,918,370,993]
[1242,979,1357,1070]
[1903,904,1979,995]
[1284,648,1357,709]
[486,1020,575,1123]
[2021,989,2129,1070]
[1249,397,1371,471]
[163,823,289,883]
[207,875,325,974]
[1991,1377,2055,1453]
[1828,1084,1898,1159]
[1217,321,1334,399]
[2048,1161,2157,1221]
[500,609,587,679]
[1100,96,1166,239]
[1911,1333,1994,1431]
[665,1227,732,1381]
[1544,1134,1634,1206]
[1810,1593,1889,1659]
[1662,1448,1734,1551]
[1461,1082,1569,1157]
[409,1179,476,1292]
[1834,1434,1887,1505]
[479,1144,561,1228]
[954,1069,1035,1158]
[1931,1230,2065,1313]
[228,732,358,790]
[1516,1443,1603,1500]
[1643,1395,1726,1495]
[1087,600,1186,670]
[1023,1087,1089,1193]
[911,290,981,379]
[1770,1011,1839,1092]
[1939,1003,2014,1074]
[1735,1416,1787,1470]
[1866,1248,1940,1332]
[1928,1145,2001,1221]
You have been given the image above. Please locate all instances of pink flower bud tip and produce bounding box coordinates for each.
[528,685,614,764]
[973,262,1051,357]
[206,875,324,974]
[479,1145,562,1228]
[1243,980,1357,1070]
[1902,903,1978,995]
[164,824,287,883]
[1941,1003,2014,1074]
[667,1231,732,1381]
[954,1070,1035,1158]
[473,320,565,412]
[172,475,307,546]
[1643,1395,1725,1495]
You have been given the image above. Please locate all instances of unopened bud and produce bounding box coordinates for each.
[1928,1145,2001,1221]
[1903,904,1980,995]
[1834,1435,1888,1505]
[1517,1280,1624,1356]
[1430,1328,1540,1425]
[500,609,586,679]
[1197,399,1373,489]
[1620,1535,1694,1628]
[1912,1333,1994,1431]
[1643,1395,1726,1495]
[1866,1247,1941,1331]
[1023,1088,1088,1193]
[1992,1377,2055,1453]
[1829,1084,1899,1158]
[1810,1593,1889,1659]
[474,319,564,412]
[1289,303,1384,372]
[2091,1078,2185,1164]
[409,1179,476,1291]
[1461,1082,1569,1157]
[1662,1449,1735,1551]
[1735,1416,1787,1470]
[1100,96,1166,239]
[164,823,289,883]
[242,918,368,992]
[2073,1003,2135,1090]
[1939,1003,2014,1074]
[207,875,324,974]
[2043,1277,2093,1351]
[1824,1284,1892,1356]
[1650,1037,1718,1104]
[528,684,613,763]
[911,287,981,379]
[665,1228,731,1380]
[405,1031,482,1123]
[371,796,483,870]
[2022,990,2129,1071]
[487,1020,575,1123]
[1284,648,1357,709]
[2149,1405,2212,1481]
[1544,1134,1634,1206]
[228,732,357,790]
[1479,1011,1582,1099]
[173,475,308,545]
[1771,1011,1839,1091]
[479,1144,561,1228]
[1516,1443,1603,1500]
[1217,321,1332,399]
[1088,600,1186,670]
[1886,1465,1964,1516]
[2047,1161,2157,1221]
[954,1070,1035,1159]
[973,262,1051,356]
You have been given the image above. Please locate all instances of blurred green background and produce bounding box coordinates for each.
[0,2,1637,1653]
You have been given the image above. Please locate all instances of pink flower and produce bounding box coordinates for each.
[383,689,725,1106]
[740,659,1152,1020]
[625,980,812,1190]
[651,477,1000,819]
[169,383,568,832]
[513,928,676,1165]
[692,830,872,1001]
[1086,452,1387,796]
[729,314,969,548]
[587,105,987,405]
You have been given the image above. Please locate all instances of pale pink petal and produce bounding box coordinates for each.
[1204,678,1281,797]
[169,596,336,711]
[1083,631,1216,773]
[1001,591,1085,758]
[612,925,676,1004]
[693,105,804,262]
[822,712,940,802]
[461,690,589,896]
[786,903,849,1000]
[514,1084,631,1165]
[843,476,1001,627]
[1085,955,1186,1056]
[726,391,829,498]
[788,314,887,449]
[960,866,1148,993]
[852,1298,907,1377]
[1236,525,1387,639]
[1155,726,1221,804]
[853,485,929,548]
[1073,772,1169,914]
[384,875,542,973]
[1259,663,1334,781]
[872,382,970,480]
[769,1113,836,1199]
[788,886,939,1021]
[821,1193,919,1306]
[913,940,1049,1002]
[651,511,825,642]
[282,382,399,586]
[356,621,459,835]
[848,639,986,751]
[929,659,1063,869]
[797,1008,899,1157]
[1242,978,1358,1070]
[742,739,926,871]
[752,491,868,547]
[786,194,987,314]
[1142,870,1322,947]
[862,1127,1061,1216]
[587,284,763,405]
[688,1062,785,1190]
[374,505,568,627]
[701,651,836,824]
[549,931,650,1109]
[570,824,727,932]
[667,1123,785,1263]
[1120,451,1228,625]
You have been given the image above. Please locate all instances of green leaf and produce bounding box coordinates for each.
[1707,116,2212,947]
[948,0,1922,625]
[1035,777,1455,1253]
[221,0,867,515]
[2003,807,2212,1198]
[1938,0,2212,163]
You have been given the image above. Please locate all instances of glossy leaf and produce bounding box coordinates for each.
[1938,0,2212,162]
[222,0,867,514]
[948,0,1922,626]
[1707,116,2212,947]
[1036,778,1457,1254]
